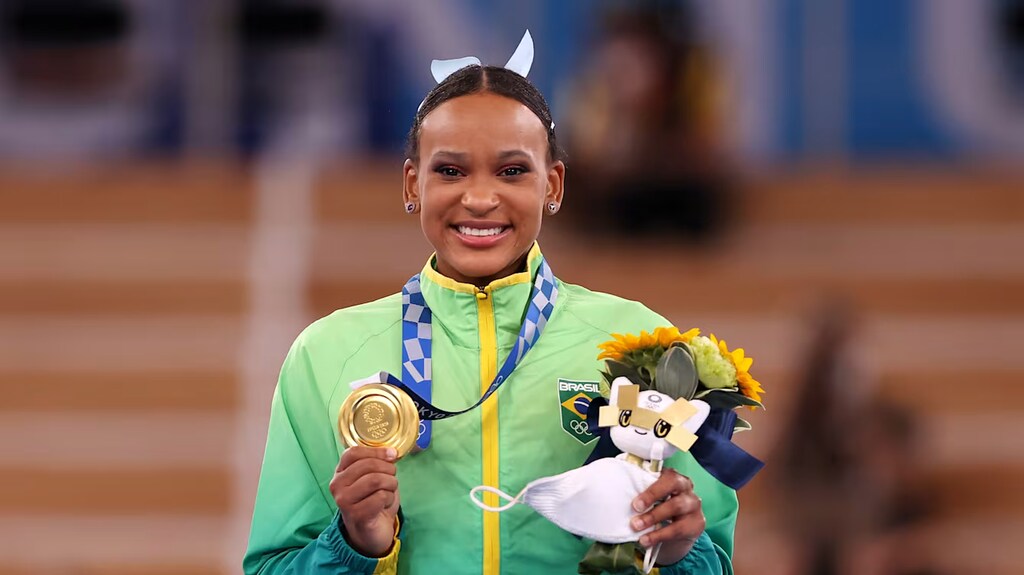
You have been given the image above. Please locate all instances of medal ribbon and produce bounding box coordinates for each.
[395,257,558,449]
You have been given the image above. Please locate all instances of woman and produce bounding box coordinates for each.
[243,53,738,574]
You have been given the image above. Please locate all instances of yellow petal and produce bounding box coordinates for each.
[679,327,700,342]
[716,337,730,356]
[654,327,680,347]
[637,331,654,348]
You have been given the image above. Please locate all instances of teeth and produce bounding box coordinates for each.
[458,226,505,237]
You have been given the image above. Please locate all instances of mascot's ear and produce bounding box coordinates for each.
[609,377,631,405]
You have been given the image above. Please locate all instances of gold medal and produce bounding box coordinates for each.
[338,383,420,458]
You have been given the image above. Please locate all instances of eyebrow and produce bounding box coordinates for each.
[496,150,532,162]
[429,150,534,164]
[429,150,466,163]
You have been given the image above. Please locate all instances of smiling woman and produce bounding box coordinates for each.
[405,85,564,286]
[244,32,738,575]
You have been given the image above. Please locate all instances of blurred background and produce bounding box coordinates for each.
[0,0,1022,574]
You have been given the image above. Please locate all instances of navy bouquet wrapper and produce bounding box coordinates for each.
[585,398,763,490]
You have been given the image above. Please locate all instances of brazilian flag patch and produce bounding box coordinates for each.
[557,379,601,445]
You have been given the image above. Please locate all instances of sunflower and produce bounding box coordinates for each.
[657,326,700,347]
[597,327,699,361]
[711,334,764,407]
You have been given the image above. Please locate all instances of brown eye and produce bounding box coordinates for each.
[618,410,632,427]
[435,165,463,178]
[653,419,671,438]
[499,166,527,177]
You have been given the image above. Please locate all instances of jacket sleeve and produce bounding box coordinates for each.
[242,335,402,575]
[656,531,731,575]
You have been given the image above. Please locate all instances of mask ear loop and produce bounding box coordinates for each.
[469,485,525,512]
[643,542,663,574]
[474,478,662,572]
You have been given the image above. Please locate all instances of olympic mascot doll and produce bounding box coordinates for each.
[471,376,711,574]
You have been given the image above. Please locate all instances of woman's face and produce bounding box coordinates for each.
[404,91,564,286]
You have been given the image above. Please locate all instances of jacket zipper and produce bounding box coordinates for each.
[476,288,501,575]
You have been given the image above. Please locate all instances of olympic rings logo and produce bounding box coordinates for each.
[569,419,591,435]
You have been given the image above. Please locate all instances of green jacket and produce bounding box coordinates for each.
[244,245,737,574]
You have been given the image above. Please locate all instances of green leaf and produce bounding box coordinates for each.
[734,417,752,433]
[655,345,699,400]
[604,359,634,379]
[693,386,738,399]
[603,360,646,389]
[701,389,763,410]
[578,542,637,574]
[729,393,764,409]
[670,341,694,359]
[636,366,654,390]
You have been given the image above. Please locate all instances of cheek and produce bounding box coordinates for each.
[418,189,452,226]
[508,188,546,225]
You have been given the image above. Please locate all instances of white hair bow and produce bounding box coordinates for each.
[429,30,534,84]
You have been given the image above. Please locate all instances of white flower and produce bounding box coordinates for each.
[689,336,737,389]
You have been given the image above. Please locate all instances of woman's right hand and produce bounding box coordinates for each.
[330,446,401,557]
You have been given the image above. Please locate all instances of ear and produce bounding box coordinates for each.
[403,159,420,206]
[609,376,630,405]
[545,160,565,207]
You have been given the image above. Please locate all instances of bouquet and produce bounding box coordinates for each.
[469,326,766,575]
[597,327,764,432]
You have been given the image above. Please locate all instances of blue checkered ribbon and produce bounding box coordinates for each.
[391,257,558,450]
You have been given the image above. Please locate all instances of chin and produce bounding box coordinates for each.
[436,238,531,285]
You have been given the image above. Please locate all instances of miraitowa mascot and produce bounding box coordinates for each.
[471,377,711,574]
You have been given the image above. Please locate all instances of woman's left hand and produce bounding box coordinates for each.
[630,468,706,566]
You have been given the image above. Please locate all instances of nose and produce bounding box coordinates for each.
[460,184,500,216]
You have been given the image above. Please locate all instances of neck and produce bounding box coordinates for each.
[435,253,530,288]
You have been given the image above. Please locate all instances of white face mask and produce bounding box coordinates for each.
[470,456,658,543]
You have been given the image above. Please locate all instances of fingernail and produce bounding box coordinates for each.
[631,517,645,530]
[386,448,397,460]
[639,535,650,547]
[632,498,645,512]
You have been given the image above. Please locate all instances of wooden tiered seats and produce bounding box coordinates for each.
[0,162,250,575]
[2,161,1020,574]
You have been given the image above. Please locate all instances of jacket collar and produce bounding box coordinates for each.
[419,243,544,349]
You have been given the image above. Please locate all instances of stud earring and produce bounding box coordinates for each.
[546,202,559,215]
[405,202,416,214]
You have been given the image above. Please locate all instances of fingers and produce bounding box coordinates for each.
[345,489,399,522]
[337,446,398,473]
[331,447,401,523]
[337,472,399,506]
[639,509,705,549]
[631,469,705,549]
[632,468,694,513]
[333,457,397,489]
[632,490,701,529]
